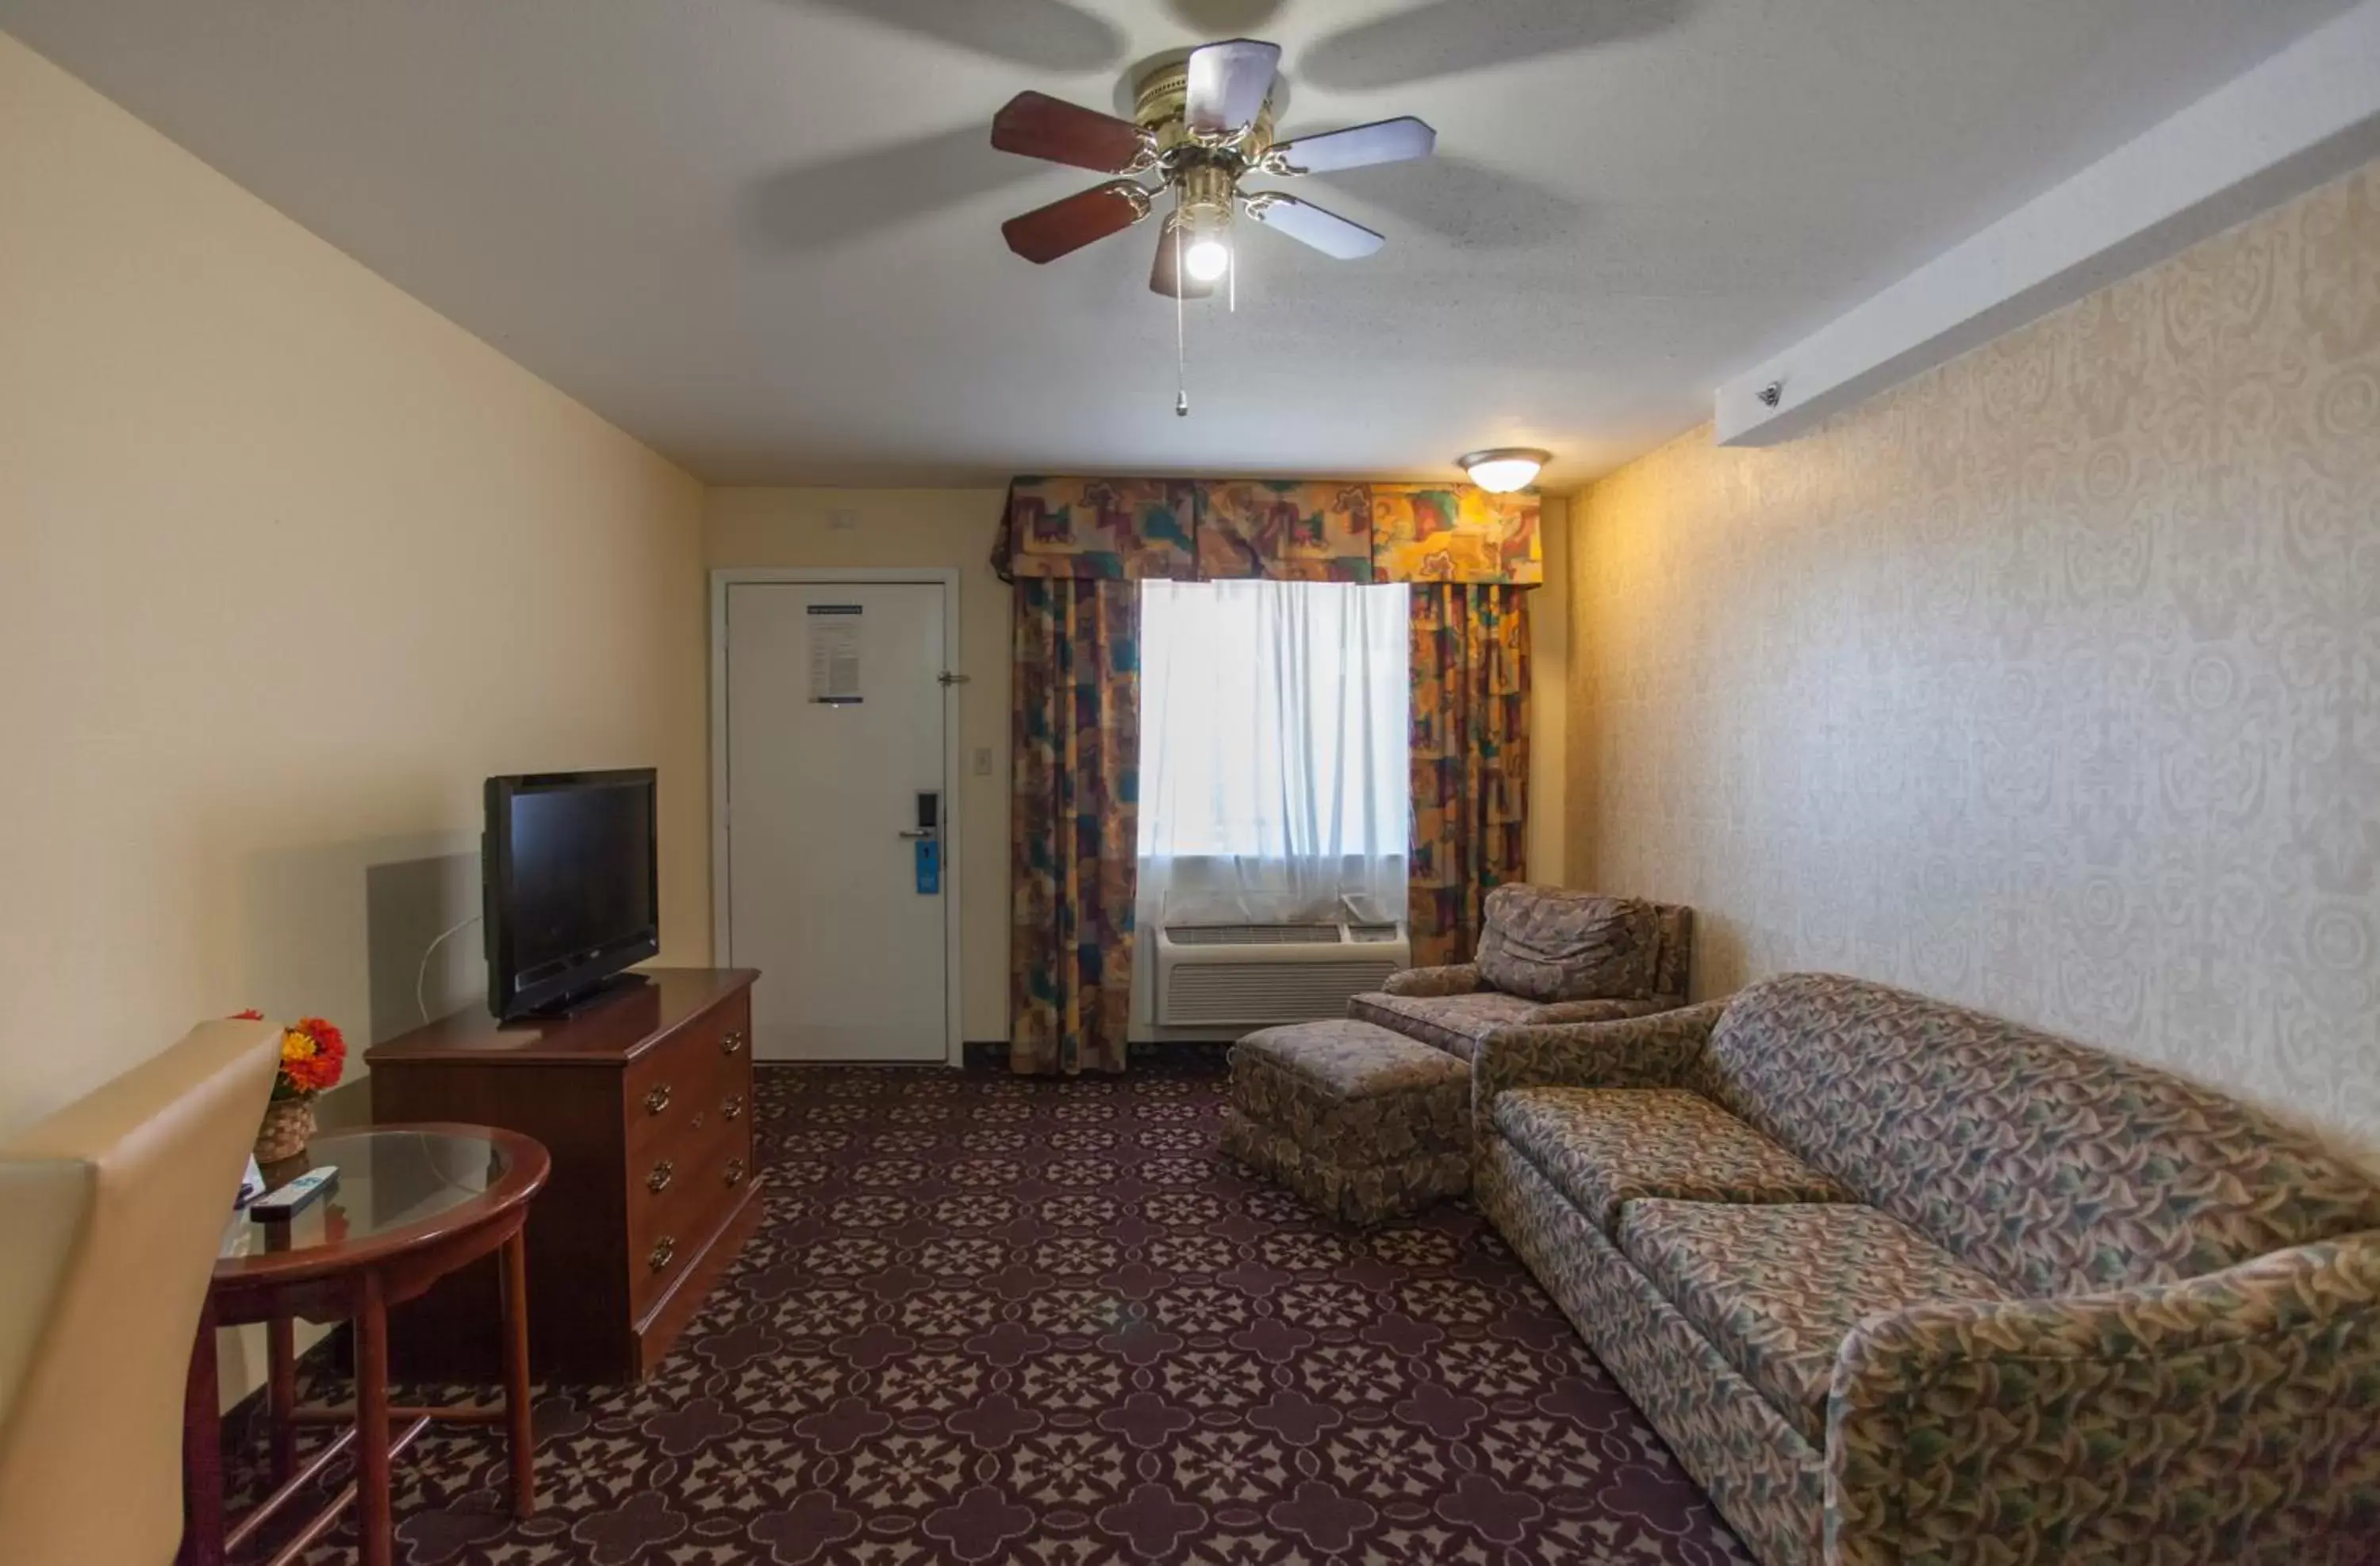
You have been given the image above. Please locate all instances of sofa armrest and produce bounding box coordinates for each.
[1472,1000,1726,1142]
[1381,963,1483,998]
[1825,1231,2380,1566]
[1517,995,1674,1027]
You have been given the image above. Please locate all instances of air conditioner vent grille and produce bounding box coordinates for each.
[1165,924,1342,947]
[1162,960,1403,1027]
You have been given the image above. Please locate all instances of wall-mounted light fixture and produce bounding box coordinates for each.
[1457,447,1552,493]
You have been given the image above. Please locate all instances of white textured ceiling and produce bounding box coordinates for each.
[0,0,2358,485]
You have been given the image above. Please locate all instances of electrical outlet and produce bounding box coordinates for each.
[826,508,859,530]
[973,747,994,777]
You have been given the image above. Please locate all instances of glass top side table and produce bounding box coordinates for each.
[181,1123,551,1566]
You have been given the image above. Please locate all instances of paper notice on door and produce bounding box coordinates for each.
[807,605,862,704]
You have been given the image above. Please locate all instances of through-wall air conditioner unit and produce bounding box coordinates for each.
[1155,921,1411,1028]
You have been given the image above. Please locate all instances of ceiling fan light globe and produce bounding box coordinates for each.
[1184,237,1232,282]
[1459,450,1548,493]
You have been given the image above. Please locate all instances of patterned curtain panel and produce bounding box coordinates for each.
[1408,584,1532,966]
[1011,578,1140,1075]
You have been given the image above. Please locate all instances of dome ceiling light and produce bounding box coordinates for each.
[1457,448,1552,493]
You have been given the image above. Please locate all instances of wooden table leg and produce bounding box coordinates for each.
[354,1273,394,1566]
[178,1292,225,1566]
[498,1228,537,1516]
[267,1307,298,1485]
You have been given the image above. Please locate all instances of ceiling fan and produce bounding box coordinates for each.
[988,38,1437,300]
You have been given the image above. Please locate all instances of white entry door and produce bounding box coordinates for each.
[720,578,953,1061]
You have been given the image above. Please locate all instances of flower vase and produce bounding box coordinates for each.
[254,1097,316,1164]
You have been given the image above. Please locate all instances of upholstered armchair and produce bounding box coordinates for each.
[0,1018,279,1566]
[1352,886,1694,1061]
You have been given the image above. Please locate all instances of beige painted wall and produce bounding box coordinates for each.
[706,488,1568,1042]
[0,32,710,1140]
[1567,158,2380,1169]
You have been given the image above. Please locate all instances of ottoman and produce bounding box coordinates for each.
[1219,1018,1472,1225]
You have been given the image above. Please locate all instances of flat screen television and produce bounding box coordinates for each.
[484,770,659,1020]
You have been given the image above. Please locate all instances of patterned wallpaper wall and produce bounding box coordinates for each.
[1568,159,2380,1169]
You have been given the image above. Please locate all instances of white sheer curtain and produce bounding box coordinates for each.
[1135,579,1410,942]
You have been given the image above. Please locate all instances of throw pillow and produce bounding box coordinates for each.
[1475,886,1658,1003]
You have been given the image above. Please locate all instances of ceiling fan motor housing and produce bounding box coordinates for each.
[1135,59,1274,213]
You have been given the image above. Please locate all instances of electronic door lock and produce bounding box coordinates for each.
[899,791,941,840]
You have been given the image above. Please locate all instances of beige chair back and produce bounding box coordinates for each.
[0,1019,278,1566]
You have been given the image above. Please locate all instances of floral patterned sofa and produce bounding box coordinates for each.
[1473,971,2380,1566]
[1350,885,1695,1061]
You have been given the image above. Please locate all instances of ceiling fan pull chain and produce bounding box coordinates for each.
[1175,197,1190,416]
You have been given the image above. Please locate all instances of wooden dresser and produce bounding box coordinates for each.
[366,968,761,1384]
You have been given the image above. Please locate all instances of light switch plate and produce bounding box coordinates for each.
[974,747,994,777]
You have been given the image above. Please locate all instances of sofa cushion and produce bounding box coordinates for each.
[1474,885,1659,1003]
[1493,1088,1856,1234]
[1617,1199,2013,1445]
[1349,990,1537,1061]
[1696,974,2380,1296]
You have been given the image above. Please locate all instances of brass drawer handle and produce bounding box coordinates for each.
[643,1083,672,1115]
[646,1159,674,1195]
[723,1093,745,1122]
[647,1237,676,1272]
[720,1028,747,1057]
[724,1157,747,1188]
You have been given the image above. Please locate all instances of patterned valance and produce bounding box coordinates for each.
[996,476,1541,586]
[993,478,1199,581]
[1372,486,1541,585]
[1198,481,1375,581]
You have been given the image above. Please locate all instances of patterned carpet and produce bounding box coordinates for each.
[236,1056,1749,1564]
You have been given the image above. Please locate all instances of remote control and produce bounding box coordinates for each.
[251,1165,339,1222]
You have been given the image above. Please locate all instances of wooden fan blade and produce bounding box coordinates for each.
[1184,37,1280,134]
[1270,117,1436,175]
[1150,222,1218,299]
[1002,182,1149,263]
[1247,195,1384,259]
[991,90,1149,173]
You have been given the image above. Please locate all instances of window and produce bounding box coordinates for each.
[1137,579,1409,927]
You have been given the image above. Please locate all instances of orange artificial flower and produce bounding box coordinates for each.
[266,1015,347,1098]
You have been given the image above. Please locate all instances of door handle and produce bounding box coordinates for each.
[897,829,935,840]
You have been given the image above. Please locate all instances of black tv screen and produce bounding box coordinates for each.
[484,770,658,1019]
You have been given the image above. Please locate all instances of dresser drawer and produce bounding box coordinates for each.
[628,1113,754,1315]
[625,1070,751,1227]
[624,994,750,1158]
